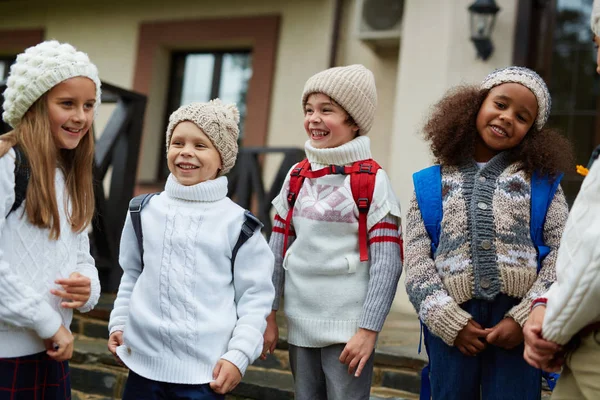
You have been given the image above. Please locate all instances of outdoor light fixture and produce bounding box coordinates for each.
[468,0,500,61]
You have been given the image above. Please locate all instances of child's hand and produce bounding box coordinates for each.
[485,317,523,349]
[52,272,91,309]
[107,331,125,366]
[210,359,242,395]
[523,306,563,371]
[454,320,487,356]
[339,328,377,377]
[261,310,278,360]
[44,325,74,362]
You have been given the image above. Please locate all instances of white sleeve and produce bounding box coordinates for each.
[0,150,62,339]
[108,212,142,334]
[542,161,600,344]
[74,232,101,313]
[220,221,275,376]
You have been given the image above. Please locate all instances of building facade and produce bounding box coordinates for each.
[0,0,597,312]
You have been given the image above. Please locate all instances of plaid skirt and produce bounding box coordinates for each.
[0,352,71,400]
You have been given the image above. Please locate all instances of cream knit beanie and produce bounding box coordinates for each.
[301,64,377,135]
[2,40,101,128]
[480,66,550,131]
[592,0,600,37]
[166,99,240,175]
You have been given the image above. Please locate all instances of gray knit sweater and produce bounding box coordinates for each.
[404,153,568,345]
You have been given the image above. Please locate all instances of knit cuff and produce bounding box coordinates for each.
[221,350,249,376]
[506,299,531,327]
[431,302,472,346]
[77,268,101,314]
[33,303,63,339]
[109,325,125,336]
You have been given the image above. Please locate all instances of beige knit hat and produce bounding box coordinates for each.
[592,0,600,36]
[301,64,377,135]
[2,40,101,128]
[166,99,240,175]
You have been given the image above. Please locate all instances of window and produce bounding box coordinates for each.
[159,51,252,180]
[521,0,599,204]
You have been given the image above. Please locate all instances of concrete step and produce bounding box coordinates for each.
[70,362,128,398]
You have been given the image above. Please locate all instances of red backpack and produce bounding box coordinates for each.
[282,158,381,262]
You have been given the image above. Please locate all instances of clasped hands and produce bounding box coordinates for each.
[454,317,523,356]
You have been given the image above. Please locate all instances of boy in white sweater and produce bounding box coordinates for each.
[108,100,275,399]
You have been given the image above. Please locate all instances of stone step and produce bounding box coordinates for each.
[70,362,128,399]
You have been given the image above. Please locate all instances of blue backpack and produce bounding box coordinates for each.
[412,165,562,399]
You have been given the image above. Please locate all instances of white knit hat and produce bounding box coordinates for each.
[592,0,600,36]
[166,99,240,175]
[2,40,101,128]
[480,66,550,131]
[301,64,377,135]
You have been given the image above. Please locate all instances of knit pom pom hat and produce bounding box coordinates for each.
[480,66,550,131]
[166,99,240,175]
[592,0,600,37]
[301,64,377,135]
[2,40,101,128]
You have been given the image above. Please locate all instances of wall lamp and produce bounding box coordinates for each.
[469,0,501,61]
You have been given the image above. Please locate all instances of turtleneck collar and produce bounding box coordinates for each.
[165,174,228,202]
[304,136,373,169]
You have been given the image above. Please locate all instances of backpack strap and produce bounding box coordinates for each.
[412,165,443,255]
[129,192,159,270]
[530,171,563,273]
[231,210,263,272]
[411,165,443,400]
[349,159,381,262]
[282,158,311,257]
[7,145,30,218]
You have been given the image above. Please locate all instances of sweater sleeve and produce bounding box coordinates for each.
[404,192,472,345]
[74,232,101,313]
[542,163,600,344]
[359,214,402,332]
[108,211,142,335]
[506,186,569,326]
[0,149,62,339]
[221,221,275,376]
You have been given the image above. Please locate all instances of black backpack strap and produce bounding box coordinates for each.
[231,210,263,272]
[7,145,30,218]
[129,192,158,270]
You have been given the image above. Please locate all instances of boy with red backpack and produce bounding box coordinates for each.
[262,64,403,400]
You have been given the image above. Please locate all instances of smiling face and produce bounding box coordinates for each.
[303,93,358,148]
[474,83,538,162]
[46,77,96,150]
[167,121,222,186]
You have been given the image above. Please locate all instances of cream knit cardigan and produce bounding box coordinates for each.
[543,160,600,345]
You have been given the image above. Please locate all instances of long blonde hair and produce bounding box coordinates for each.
[0,94,95,239]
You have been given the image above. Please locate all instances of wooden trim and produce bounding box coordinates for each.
[133,15,280,148]
[512,0,533,66]
[0,28,44,55]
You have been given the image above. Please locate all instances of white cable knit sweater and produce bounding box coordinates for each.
[543,160,600,345]
[108,175,275,384]
[0,148,101,358]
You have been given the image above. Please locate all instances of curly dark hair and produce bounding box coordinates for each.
[422,85,573,177]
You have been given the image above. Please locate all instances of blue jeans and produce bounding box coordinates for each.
[426,294,541,400]
[122,370,225,400]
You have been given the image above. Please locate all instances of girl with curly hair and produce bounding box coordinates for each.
[404,66,572,400]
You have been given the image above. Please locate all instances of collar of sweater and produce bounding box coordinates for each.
[165,174,228,202]
[304,136,373,170]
